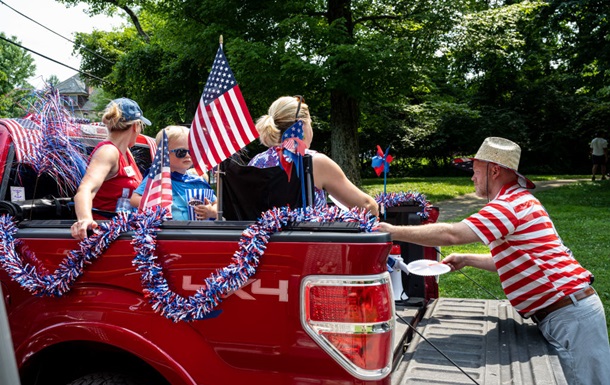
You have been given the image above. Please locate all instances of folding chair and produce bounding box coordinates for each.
[219,154,315,221]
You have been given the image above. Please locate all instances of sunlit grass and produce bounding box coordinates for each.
[361,176,475,202]
[361,174,586,202]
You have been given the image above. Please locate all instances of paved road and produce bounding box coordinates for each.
[436,179,586,222]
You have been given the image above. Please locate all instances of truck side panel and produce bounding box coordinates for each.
[3,225,393,385]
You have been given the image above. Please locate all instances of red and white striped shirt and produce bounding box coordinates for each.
[462,182,592,317]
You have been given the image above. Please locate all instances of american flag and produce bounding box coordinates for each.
[188,45,258,174]
[0,118,42,163]
[279,120,307,181]
[139,130,173,218]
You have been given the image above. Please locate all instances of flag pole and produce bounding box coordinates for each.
[216,163,224,220]
[215,34,224,221]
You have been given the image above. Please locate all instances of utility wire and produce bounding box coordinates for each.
[0,35,108,84]
[0,0,114,64]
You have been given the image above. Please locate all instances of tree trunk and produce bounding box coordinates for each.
[327,0,361,185]
[330,90,361,186]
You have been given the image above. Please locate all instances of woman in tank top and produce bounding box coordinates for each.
[249,96,379,216]
[71,98,151,240]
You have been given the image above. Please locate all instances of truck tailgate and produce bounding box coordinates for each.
[392,298,568,384]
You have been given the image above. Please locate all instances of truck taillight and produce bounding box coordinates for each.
[301,273,394,380]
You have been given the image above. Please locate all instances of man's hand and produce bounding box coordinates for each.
[378,222,394,234]
[442,253,468,271]
[443,252,497,272]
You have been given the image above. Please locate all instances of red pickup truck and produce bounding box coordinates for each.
[0,118,566,385]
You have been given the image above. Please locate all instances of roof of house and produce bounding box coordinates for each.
[56,74,88,96]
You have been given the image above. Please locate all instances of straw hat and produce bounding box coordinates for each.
[453,137,535,189]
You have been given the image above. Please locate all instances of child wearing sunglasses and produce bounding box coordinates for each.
[130,125,218,220]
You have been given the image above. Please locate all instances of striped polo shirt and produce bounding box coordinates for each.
[462,182,592,317]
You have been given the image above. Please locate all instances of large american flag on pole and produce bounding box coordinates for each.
[139,130,173,218]
[188,44,258,174]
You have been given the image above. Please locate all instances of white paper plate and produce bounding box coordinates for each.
[406,259,451,276]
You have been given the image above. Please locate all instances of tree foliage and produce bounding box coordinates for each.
[0,33,36,117]
[69,0,610,177]
[69,0,482,183]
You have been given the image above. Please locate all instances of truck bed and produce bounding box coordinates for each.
[393,298,568,385]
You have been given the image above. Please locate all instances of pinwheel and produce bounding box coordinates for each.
[371,145,393,217]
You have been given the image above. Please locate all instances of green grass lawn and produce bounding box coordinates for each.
[363,175,610,334]
[362,176,475,203]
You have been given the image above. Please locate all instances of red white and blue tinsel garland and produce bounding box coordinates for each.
[131,205,376,322]
[375,191,432,220]
[0,212,131,297]
[0,192,428,322]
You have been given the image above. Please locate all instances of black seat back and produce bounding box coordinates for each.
[220,155,314,221]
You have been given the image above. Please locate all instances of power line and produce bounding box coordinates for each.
[0,0,114,65]
[0,35,108,84]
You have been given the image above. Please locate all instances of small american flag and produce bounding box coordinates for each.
[139,130,173,218]
[1,118,42,163]
[188,45,258,174]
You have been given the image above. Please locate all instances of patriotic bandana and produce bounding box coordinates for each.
[276,120,307,181]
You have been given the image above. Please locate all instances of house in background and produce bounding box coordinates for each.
[56,74,100,121]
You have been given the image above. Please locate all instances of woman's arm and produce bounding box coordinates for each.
[312,154,379,216]
[71,146,117,240]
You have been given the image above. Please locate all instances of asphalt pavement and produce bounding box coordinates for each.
[436,179,586,222]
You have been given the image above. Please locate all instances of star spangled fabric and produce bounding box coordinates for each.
[189,45,258,174]
[139,130,173,218]
[1,118,42,163]
[278,120,307,182]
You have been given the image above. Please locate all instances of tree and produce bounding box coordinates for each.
[70,0,482,184]
[46,75,60,87]
[0,33,36,117]
[58,0,150,42]
[442,0,610,173]
[71,0,608,176]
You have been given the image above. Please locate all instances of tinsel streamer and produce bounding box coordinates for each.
[0,213,132,297]
[130,205,377,322]
[374,191,432,220]
[0,190,429,322]
[26,88,89,195]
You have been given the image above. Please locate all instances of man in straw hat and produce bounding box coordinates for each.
[380,137,610,384]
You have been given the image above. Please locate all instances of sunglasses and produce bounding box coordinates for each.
[170,148,190,158]
[294,95,304,122]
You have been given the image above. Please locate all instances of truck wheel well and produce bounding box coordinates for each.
[20,341,170,385]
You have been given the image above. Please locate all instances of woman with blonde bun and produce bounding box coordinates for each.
[249,96,379,216]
